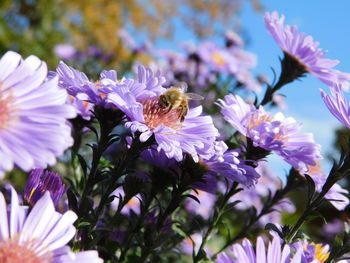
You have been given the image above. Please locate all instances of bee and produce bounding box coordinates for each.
[158,82,204,122]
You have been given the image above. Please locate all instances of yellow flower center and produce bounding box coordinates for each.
[211,51,226,66]
[127,196,138,207]
[243,110,287,143]
[0,237,52,263]
[142,97,183,131]
[306,161,323,175]
[313,243,330,263]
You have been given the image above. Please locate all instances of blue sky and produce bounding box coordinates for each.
[240,1,350,171]
[156,0,350,173]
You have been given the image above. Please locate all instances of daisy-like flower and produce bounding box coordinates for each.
[216,234,302,263]
[24,168,67,207]
[106,65,219,162]
[218,94,322,172]
[0,51,76,176]
[197,42,238,74]
[202,142,260,187]
[292,241,330,263]
[141,141,259,189]
[320,82,350,129]
[0,186,103,263]
[264,11,350,88]
[56,61,108,111]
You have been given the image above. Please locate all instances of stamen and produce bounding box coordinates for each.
[313,243,330,262]
[244,111,287,143]
[211,52,226,66]
[142,98,183,130]
[0,90,16,129]
[0,237,52,263]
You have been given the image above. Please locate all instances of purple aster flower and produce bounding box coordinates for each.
[54,250,103,263]
[321,219,344,241]
[197,42,238,74]
[202,143,260,187]
[54,44,77,60]
[228,47,261,92]
[216,234,302,263]
[0,51,76,176]
[264,11,350,88]
[24,168,67,207]
[217,94,322,172]
[0,186,103,262]
[320,83,350,129]
[56,62,115,112]
[306,161,349,210]
[107,65,219,162]
[142,141,259,190]
[292,240,330,263]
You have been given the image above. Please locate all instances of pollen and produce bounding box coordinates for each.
[313,243,330,263]
[142,97,183,130]
[211,51,226,66]
[244,110,287,143]
[0,90,16,129]
[0,237,52,263]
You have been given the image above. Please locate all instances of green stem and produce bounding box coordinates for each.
[193,182,238,263]
[211,169,298,259]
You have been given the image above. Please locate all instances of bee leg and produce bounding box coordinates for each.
[180,107,188,122]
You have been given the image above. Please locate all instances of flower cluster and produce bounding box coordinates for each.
[0,187,103,263]
[2,7,350,263]
[0,51,76,177]
[218,93,322,172]
[264,11,350,88]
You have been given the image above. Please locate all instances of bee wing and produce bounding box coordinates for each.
[172,82,188,92]
[185,93,204,100]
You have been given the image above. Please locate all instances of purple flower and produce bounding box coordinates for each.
[56,61,109,108]
[24,168,67,207]
[306,161,349,210]
[0,186,103,262]
[264,11,350,88]
[228,48,261,92]
[292,241,330,263]
[320,83,350,129]
[216,234,302,263]
[54,250,103,263]
[156,49,216,89]
[197,42,238,74]
[107,65,219,162]
[218,94,322,172]
[202,142,260,187]
[0,51,76,176]
[141,142,259,189]
[54,44,77,60]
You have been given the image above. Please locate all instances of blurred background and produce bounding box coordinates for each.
[1,0,349,171]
